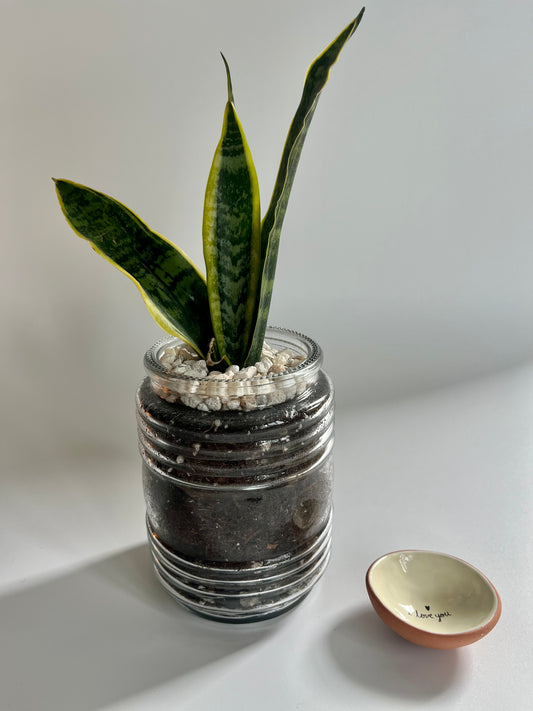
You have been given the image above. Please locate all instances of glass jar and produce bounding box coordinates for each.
[136,327,334,622]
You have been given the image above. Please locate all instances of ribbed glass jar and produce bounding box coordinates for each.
[136,327,334,622]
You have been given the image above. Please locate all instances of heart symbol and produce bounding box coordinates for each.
[425,605,430,611]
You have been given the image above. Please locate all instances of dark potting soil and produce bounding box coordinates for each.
[137,372,334,567]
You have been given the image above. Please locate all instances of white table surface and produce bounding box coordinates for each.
[2,363,532,711]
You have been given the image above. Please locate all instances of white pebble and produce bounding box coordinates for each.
[277,348,294,360]
[207,371,227,380]
[176,345,197,359]
[160,350,176,367]
[288,355,305,368]
[254,361,268,375]
[235,366,257,380]
[283,382,297,400]
[181,394,201,409]
[239,596,261,609]
[255,394,268,408]
[261,342,276,357]
[204,397,221,411]
[181,360,208,378]
[156,340,310,412]
[273,355,290,369]
[262,357,273,372]
[240,395,257,410]
[194,359,209,374]
[267,390,287,406]
[269,362,286,374]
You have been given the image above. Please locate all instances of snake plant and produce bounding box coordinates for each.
[55,8,365,366]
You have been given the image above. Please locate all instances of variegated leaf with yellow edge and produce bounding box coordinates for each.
[54,179,212,357]
[245,8,365,365]
[202,55,261,365]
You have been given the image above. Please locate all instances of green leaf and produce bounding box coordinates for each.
[202,55,261,365]
[54,179,212,356]
[245,8,365,365]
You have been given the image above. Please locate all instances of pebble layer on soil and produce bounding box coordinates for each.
[153,341,309,412]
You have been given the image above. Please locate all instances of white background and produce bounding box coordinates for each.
[1,1,532,709]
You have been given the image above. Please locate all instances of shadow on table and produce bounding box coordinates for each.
[326,607,469,700]
[0,544,275,711]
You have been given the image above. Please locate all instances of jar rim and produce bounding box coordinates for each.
[144,326,322,383]
[143,327,323,412]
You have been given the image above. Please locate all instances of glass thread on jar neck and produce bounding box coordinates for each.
[143,327,323,412]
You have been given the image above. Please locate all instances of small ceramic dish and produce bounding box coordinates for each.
[366,550,501,649]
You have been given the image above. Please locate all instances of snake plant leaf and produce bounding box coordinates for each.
[54,179,212,356]
[245,8,365,365]
[203,55,261,365]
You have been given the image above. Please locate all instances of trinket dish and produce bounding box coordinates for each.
[366,550,501,649]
